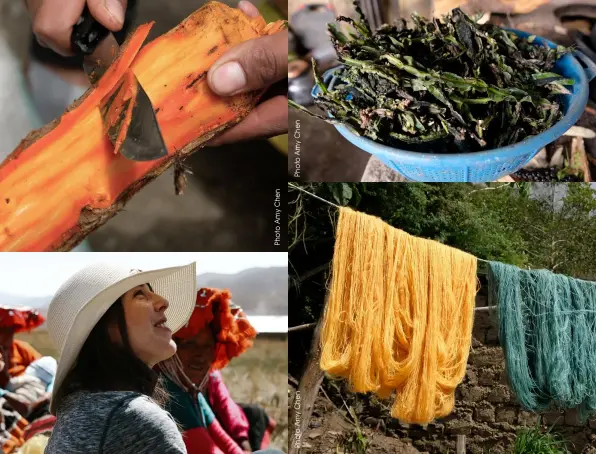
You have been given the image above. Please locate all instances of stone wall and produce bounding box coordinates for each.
[397,295,596,454]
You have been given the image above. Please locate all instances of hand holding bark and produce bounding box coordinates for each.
[207,1,288,145]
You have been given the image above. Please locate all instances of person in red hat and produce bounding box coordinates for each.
[0,306,47,453]
[0,306,50,418]
[0,307,45,379]
[156,288,277,453]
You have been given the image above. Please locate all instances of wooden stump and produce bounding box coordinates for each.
[289,319,325,454]
[457,434,466,454]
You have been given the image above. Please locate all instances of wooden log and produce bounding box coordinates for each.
[289,322,318,333]
[289,317,325,454]
[457,434,466,454]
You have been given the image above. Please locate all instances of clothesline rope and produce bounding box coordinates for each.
[289,183,341,209]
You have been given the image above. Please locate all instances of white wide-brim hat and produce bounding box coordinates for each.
[47,262,197,415]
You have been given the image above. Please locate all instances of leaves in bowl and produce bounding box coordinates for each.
[295,3,572,153]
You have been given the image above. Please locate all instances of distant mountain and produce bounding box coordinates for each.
[197,266,287,315]
[0,266,287,320]
[0,293,49,314]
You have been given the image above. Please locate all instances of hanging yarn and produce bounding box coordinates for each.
[489,261,596,418]
[320,207,478,424]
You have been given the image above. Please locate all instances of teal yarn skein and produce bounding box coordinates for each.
[489,261,596,419]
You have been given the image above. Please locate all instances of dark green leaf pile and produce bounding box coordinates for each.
[512,167,582,182]
[306,4,572,153]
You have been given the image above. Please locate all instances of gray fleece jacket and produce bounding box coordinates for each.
[45,391,186,454]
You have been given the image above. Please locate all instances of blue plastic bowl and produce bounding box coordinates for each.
[311,30,596,182]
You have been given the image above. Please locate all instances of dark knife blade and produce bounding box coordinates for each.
[71,6,168,161]
[117,74,169,161]
[81,34,118,85]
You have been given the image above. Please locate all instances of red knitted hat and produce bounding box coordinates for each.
[0,306,45,333]
[174,288,257,369]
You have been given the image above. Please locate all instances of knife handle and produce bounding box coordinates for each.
[71,5,110,56]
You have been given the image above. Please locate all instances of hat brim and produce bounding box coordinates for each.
[50,262,196,415]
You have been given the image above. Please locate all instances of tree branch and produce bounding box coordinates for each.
[289,322,318,333]
[289,262,330,289]
[288,318,325,454]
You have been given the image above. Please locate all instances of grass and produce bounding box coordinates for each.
[334,391,369,454]
[512,422,569,454]
[17,331,288,453]
[220,337,288,452]
[16,330,59,357]
[336,424,369,454]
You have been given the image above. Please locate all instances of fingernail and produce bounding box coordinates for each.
[35,35,49,48]
[238,0,260,18]
[211,62,247,95]
[105,0,125,25]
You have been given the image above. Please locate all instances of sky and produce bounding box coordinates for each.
[0,252,287,297]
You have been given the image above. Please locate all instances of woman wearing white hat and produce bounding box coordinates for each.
[44,262,197,454]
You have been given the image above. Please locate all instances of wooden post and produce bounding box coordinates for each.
[456,434,466,454]
[288,318,325,454]
[289,322,318,333]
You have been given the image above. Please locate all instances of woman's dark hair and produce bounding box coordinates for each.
[54,294,168,410]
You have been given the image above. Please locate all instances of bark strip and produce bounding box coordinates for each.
[0,2,285,251]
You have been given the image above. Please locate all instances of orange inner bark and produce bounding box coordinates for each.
[0,2,284,251]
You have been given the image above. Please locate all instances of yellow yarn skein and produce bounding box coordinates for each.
[320,207,477,424]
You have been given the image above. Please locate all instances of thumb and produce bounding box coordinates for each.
[207,30,288,96]
[86,0,127,32]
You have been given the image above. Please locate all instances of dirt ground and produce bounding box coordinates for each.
[0,0,286,251]
[294,390,422,454]
[289,108,371,182]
